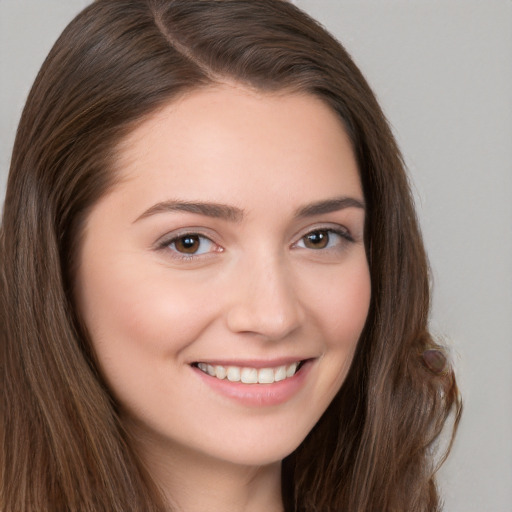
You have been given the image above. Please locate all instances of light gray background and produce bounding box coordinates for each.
[1,1,511,511]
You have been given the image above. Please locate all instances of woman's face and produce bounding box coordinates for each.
[76,85,371,468]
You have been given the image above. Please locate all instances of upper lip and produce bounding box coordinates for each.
[191,357,313,369]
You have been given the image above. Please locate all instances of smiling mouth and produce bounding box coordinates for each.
[192,361,306,384]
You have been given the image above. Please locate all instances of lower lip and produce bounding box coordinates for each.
[192,361,313,407]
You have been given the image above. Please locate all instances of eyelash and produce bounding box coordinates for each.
[157,226,354,261]
[156,232,221,261]
[293,227,354,251]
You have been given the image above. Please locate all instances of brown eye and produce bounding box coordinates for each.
[302,230,330,249]
[168,234,217,256]
[174,235,201,254]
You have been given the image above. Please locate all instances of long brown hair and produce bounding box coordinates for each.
[1,1,461,510]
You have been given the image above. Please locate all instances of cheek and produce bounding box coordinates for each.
[309,260,371,347]
[75,250,217,379]
[75,259,222,428]
[316,263,371,401]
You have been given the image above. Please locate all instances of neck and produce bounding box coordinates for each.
[131,427,284,512]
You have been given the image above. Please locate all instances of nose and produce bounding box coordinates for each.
[225,255,304,341]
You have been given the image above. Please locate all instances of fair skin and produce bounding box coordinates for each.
[76,85,371,512]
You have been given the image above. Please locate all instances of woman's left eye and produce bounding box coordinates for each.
[295,228,352,250]
[166,234,217,257]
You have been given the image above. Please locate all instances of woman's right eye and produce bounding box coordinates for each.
[160,233,220,259]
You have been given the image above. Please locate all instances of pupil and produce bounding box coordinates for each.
[176,235,199,253]
[306,230,328,249]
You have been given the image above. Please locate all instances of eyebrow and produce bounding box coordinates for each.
[134,195,365,223]
[134,200,245,223]
[295,196,365,217]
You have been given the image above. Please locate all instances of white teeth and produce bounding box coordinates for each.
[196,361,302,384]
[286,362,298,378]
[274,365,287,382]
[241,367,258,384]
[258,368,275,384]
[227,366,241,382]
[215,365,227,379]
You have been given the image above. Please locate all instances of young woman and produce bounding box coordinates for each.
[0,1,461,511]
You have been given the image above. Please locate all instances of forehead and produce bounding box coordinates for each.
[108,84,362,213]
